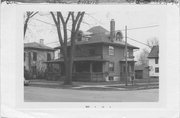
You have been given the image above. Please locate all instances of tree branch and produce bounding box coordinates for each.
[50,12,64,47]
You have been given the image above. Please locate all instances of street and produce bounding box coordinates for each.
[24,86,159,102]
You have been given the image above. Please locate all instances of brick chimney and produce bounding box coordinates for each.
[110,19,115,41]
[40,39,44,45]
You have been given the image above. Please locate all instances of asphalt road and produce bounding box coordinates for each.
[24,86,158,102]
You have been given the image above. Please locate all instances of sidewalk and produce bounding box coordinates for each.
[28,79,159,91]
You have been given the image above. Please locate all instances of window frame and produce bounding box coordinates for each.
[33,52,37,61]
[47,53,51,61]
[108,46,114,56]
[109,62,114,72]
[155,67,159,73]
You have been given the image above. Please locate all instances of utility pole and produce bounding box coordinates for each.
[125,26,128,86]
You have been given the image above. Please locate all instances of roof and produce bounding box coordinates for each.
[44,56,108,63]
[119,58,136,62]
[87,25,109,34]
[148,46,159,58]
[55,26,139,49]
[24,42,54,51]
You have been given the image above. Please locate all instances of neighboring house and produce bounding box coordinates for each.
[135,64,149,79]
[24,39,54,79]
[148,46,159,78]
[45,19,139,82]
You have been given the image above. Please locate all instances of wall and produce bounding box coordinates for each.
[149,58,159,77]
[103,45,134,80]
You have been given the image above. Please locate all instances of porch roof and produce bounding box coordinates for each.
[119,58,136,62]
[44,56,108,63]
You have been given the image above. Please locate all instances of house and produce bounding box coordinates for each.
[45,19,139,82]
[24,39,54,79]
[135,64,149,79]
[148,46,159,78]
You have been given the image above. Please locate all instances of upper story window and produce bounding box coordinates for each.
[155,58,158,64]
[124,49,130,58]
[33,52,37,61]
[47,53,51,61]
[109,46,114,56]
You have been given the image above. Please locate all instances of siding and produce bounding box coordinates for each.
[149,58,159,77]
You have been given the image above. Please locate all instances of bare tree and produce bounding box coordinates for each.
[24,12,38,37]
[147,37,159,48]
[138,48,150,65]
[137,37,159,65]
[50,11,85,85]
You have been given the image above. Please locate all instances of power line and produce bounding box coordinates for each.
[85,13,105,25]
[127,36,152,48]
[45,41,59,45]
[32,18,55,26]
[125,25,159,31]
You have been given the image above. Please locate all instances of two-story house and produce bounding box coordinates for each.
[24,39,54,79]
[45,19,139,82]
[148,46,159,78]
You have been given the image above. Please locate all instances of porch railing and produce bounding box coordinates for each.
[91,72,105,81]
[73,72,105,82]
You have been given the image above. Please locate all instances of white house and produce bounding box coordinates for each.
[148,46,159,77]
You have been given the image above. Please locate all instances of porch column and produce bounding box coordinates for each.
[59,63,61,77]
[90,62,93,81]
[90,62,93,73]
[73,63,76,73]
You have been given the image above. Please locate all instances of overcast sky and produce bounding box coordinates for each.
[24,7,163,59]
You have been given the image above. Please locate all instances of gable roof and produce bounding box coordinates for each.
[55,26,139,49]
[148,46,159,58]
[24,42,54,51]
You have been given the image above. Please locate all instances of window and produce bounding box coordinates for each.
[109,46,114,56]
[124,49,130,57]
[155,67,159,73]
[109,62,114,71]
[109,76,114,81]
[155,58,158,64]
[47,53,51,61]
[33,52,37,61]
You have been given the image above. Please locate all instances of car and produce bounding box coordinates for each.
[24,77,30,86]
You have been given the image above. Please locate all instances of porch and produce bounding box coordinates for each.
[119,58,136,82]
[44,56,108,82]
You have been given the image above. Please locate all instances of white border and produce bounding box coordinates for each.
[1,4,180,118]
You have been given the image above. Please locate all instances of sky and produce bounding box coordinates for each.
[24,6,163,59]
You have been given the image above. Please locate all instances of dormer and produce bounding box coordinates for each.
[77,30,92,42]
[115,31,123,42]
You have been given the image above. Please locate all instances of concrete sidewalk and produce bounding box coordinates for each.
[28,79,159,91]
